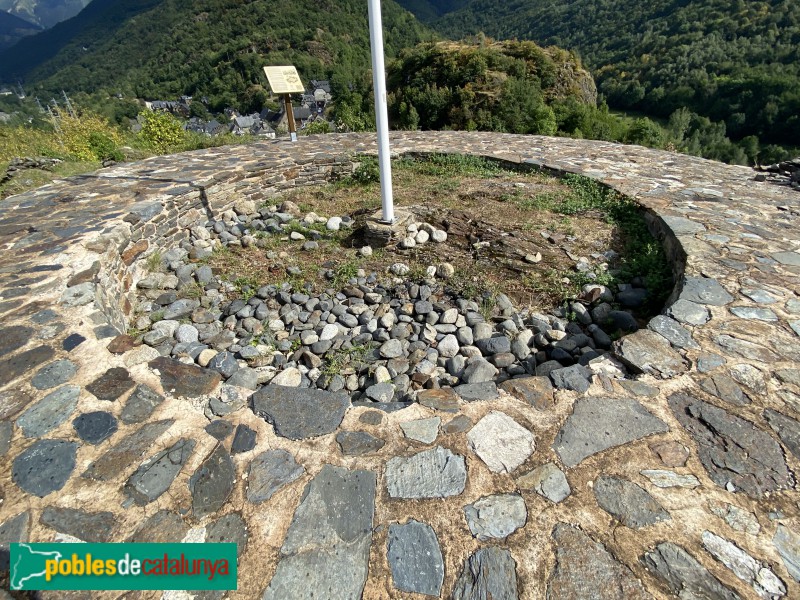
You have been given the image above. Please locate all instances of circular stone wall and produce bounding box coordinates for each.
[0,132,798,599]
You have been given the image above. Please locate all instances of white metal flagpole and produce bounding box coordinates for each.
[367,0,394,223]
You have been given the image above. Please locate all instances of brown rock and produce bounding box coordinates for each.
[499,377,554,410]
[121,240,149,265]
[417,388,460,412]
[86,367,135,401]
[67,261,100,287]
[107,335,141,355]
[444,415,472,434]
[649,441,690,467]
[149,356,222,398]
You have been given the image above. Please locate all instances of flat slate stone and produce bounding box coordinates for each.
[231,424,257,454]
[0,421,11,455]
[86,367,135,401]
[120,383,165,424]
[262,465,376,600]
[206,420,234,441]
[666,299,710,325]
[388,520,444,596]
[83,419,173,481]
[452,547,518,600]
[699,373,749,406]
[618,380,659,398]
[0,325,33,357]
[150,356,222,398]
[94,324,120,339]
[454,381,499,401]
[416,388,460,412]
[730,306,779,321]
[400,417,440,444]
[464,494,527,540]
[517,463,571,503]
[0,511,29,569]
[385,446,467,498]
[40,507,116,543]
[251,385,349,440]
[553,397,668,468]
[16,384,79,438]
[73,411,118,445]
[772,251,800,266]
[773,525,800,583]
[669,393,791,498]
[701,531,786,598]
[614,330,688,378]
[647,315,700,350]
[206,513,248,557]
[550,364,592,393]
[0,345,55,388]
[0,387,33,420]
[499,376,554,410]
[697,352,727,373]
[351,400,413,413]
[247,449,304,504]
[190,444,235,518]
[12,439,78,497]
[641,469,700,488]
[679,276,734,306]
[764,409,800,459]
[127,510,189,543]
[336,431,385,456]
[594,475,670,528]
[444,414,472,434]
[642,542,741,600]
[549,523,651,599]
[125,438,196,505]
[62,333,86,352]
[468,411,535,473]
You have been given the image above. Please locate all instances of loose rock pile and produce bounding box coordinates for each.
[131,199,656,408]
[755,157,800,190]
[0,156,62,185]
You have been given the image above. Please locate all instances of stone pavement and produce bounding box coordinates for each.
[0,131,798,599]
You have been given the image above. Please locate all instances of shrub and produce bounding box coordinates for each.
[138,110,186,154]
[57,112,124,161]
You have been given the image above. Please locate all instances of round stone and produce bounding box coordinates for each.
[380,339,404,359]
[431,229,447,243]
[73,411,118,445]
[175,324,199,343]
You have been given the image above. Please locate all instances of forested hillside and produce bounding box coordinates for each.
[0,0,432,113]
[408,0,800,147]
[0,9,40,49]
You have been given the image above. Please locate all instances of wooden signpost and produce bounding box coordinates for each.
[263,66,305,142]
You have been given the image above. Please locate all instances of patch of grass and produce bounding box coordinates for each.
[145,250,165,273]
[233,276,260,300]
[346,156,380,186]
[403,153,507,178]
[150,310,165,323]
[323,340,376,377]
[332,260,359,287]
[179,282,204,299]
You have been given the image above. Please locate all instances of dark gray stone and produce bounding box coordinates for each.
[150,356,222,398]
[231,424,257,454]
[351,401,413,413]
[251,385,349,440]
[226,367,258,390]
[190,444,235,518]
[452,547,518,600]
[163,298,200,320]
[120,384,165,424]
[642,542,740,600]
[0,511,29,570]
[462,357,498,383]
[669,393,792,498]
[550,364,592,393]
[464,494,527,540]
[697,352,727,373]
[475,336,511,355]
[94,324,120,339]
[262,465,376,600]
[618,380,659,397]
[614,329,688,378]
[365,382,395,402]
[647,315,700,350]
[86,367,135,401]
[617,287,648,308]
[553,397,669,467]
[764,409,800,460]
[30,359,77,390]
[16,384,79,438]
[206,420,234,440]
[0,325,33,357]
[72,411,118,445]
[388,520,444,596]
[385,446,466,498]
[593,476,670,528]
[606,310,639,333]
[679,276,734,306]
[40,507,115,543]
[83,420,173,481]
[62,333,86,352]
[699,374,749,406]
[454,381,499,401]
[247,449,304,504]
[12,439,78,497]
[125,438,196,505]
[667,299,710,325]
[549,523,651,599]
[208,351,239,378]
[206,512,247,557]
[336,431,385,455]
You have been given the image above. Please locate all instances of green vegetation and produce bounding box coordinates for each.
[402,0,799,154]
[322,340,376,377]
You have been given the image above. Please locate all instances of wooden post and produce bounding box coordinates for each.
[284,94,297,141]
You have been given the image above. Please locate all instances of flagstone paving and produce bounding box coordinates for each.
[0,131,798,598]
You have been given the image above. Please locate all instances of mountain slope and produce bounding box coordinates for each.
[410,0,800,145]
[0,0,89,29]
[0,0,432,111]
[0,9,41,50]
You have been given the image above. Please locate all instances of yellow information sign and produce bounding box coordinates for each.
[262,66,305,94]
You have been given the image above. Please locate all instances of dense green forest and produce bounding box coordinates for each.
[400,0,800,148]
[0,0,431,114]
